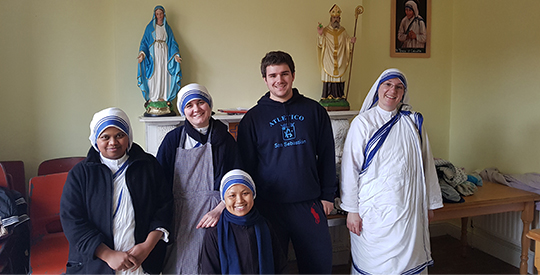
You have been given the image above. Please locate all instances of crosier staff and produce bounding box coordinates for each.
[345,5,364,100]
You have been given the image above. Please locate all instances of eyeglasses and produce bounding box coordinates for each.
[381,82,405,92]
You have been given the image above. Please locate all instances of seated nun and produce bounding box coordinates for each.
[201,169,288,274]
[60,107,173,274]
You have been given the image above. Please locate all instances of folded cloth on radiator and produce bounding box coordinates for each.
[479,167,540,210]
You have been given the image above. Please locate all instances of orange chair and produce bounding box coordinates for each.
[0,164,9,189]
[37,157,85,176]
[0,160,26,196]
[28,172,69,274]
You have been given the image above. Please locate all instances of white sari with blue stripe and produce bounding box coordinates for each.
[102,154,145,275]
[340,104,442,275]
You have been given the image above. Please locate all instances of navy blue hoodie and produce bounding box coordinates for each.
[237,89,337,203]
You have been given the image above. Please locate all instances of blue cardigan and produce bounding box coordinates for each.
[60,143,173,274]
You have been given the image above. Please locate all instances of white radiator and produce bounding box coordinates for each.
[472,211,524,244]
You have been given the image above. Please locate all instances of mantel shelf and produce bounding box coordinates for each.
[139,110,358,156]
[139,110,359,125]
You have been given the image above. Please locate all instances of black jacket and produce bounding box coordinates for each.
[60,143,173,274]
[201,221,288,274]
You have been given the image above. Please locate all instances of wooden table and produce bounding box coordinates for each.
[328,181,540,274]
[432,181,540,274]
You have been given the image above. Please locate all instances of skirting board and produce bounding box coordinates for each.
[429,221,535,274]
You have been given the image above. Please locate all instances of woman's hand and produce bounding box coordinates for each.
[347,212,362,236]
[196,201,225,228]
[127,242,152,271]
[127,230,164,271]
[95,244,136,271]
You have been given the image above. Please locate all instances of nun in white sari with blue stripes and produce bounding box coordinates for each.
[340,69,443,275]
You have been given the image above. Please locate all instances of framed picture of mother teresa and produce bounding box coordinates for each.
[391,0,431,58]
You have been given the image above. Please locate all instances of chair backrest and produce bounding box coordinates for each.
[0,160,26,196]
[0,163,11,189]
[28,172,69,239]
[37,157,85,176]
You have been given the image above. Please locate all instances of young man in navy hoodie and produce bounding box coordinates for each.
[236,51,337,274]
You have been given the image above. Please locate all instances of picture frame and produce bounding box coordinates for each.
[390,0,431,58]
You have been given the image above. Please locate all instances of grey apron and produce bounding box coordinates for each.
[162,126,220,274]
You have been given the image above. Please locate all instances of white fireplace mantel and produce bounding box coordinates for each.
[139,110,359,156]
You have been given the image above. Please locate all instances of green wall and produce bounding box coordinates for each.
[0,0,537,183]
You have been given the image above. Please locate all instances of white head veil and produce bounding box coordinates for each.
[360,68,409,114]
[89,107,133,152]
[176,83,213,116]
[220,169,256,201]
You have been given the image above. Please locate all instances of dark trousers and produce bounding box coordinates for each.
[256,198,333,274]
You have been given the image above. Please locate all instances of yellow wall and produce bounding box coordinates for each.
[352,0,453,161]
[449,1,540,173]
[0,1,116,180]
[0,0,536,182]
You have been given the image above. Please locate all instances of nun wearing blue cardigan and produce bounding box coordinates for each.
[201,170,288,274]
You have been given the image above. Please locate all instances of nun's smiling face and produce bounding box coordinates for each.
[377,78,405,111]
[224,184,254,217]
[184,99,212,128]
[97,127,129,159]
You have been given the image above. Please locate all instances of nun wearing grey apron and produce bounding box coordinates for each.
[156,84,236,274]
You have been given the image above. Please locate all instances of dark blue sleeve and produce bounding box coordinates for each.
[146,156,174,233]
[201,227,221,274]
[236,113,259,180]
[60,164,108,260]
[316,107,337,202]
[156,127,182,186]
[211,128,237,191]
